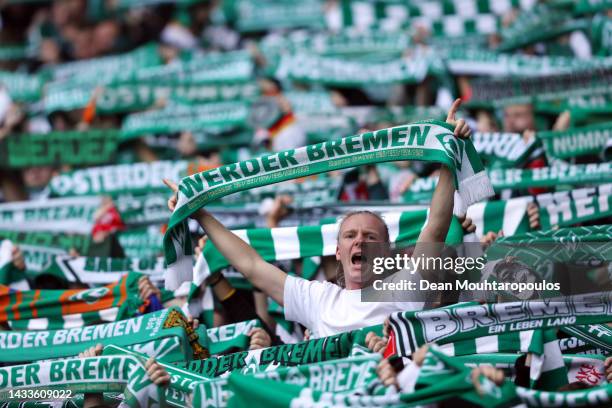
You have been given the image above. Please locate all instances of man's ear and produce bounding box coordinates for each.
[336,245,341,261]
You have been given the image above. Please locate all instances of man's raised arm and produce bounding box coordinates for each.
[164,179,287,305]
[414,99,471,280]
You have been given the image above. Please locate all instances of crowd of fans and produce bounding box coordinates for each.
[0,0,611,407]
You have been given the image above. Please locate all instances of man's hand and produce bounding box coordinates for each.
[376,358,398,388]
[248,327,272,350]
[78,344,103,358]
[266,195,293,228]
[163,178,205,219]
[194,236,208,259]
[11,246,25,271]
[604,356,612,382]
[471,366,505,395]
[481,230,503,248]
[164,179,179,211]
[145,357,171,387]
[365,331,388,354]
[412,344,429,367]
[446,98,472,139]
[138,276,161,302]
[527,202,540,230]
[457,215,477,234]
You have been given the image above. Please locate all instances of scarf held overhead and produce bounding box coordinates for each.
[164,121,494,290]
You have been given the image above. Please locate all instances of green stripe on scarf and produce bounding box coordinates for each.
[165,121,493,290]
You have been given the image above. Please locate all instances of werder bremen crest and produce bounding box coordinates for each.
[68,286,110,304]
[435,134,465,171]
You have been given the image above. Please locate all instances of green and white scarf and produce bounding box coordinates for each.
[535,92,612,124]
[445,353,606,387]
[1,130,118,168]
[0,307,197,363]
[388,292,612,356]
[218,177,342,209]
[113,192,171,226]
[472,131,537,169]
[562,324,612,354]
[467,184,612,238]
[3,272,143,331]
[0,230,91,257]
[272,53,429,86]
[498,4,588,51]
[43,82,254,114]
[0,354,165,407]
[165,121,493,290]
[193,210,464,287]
[200,319,261,355]
[108,56,254,89]
[466,195,531,238]
[443,48,607,76]
[0,71,44,102]
[404,164,612,203]
[192,354,381,408]
[516,383,612,407]
[118,225,165,259]
[177,330,359,378]
[104,344,209,408]
[225,345,515,408]
[48,43,161,84]
[489,163,611,189]
[592,14,612,57]
[49,160,190,197]
[336,0,528,32]
[261,30,410,57]
[120,101,249,140]
[435,327,597,390]
[468,67,612,107]
[536,184,612,229]
[43,255,166,285]
[408,15,500,38]
[537,122,612,160]
[221,0,325,32]
[0,197,100,234]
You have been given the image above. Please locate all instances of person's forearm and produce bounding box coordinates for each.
[425,166,454,241]
[413,166,454,282]
[195,210,261,279]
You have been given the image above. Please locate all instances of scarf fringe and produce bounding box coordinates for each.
[458,170,495,207]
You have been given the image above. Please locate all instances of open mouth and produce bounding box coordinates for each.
[351,253,364,265]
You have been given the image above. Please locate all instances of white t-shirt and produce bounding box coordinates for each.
[283,275,424,339]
